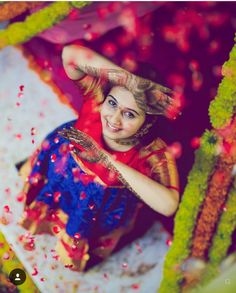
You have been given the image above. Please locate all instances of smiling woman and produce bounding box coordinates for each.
[100,87,146,151]
[18,44,180,272]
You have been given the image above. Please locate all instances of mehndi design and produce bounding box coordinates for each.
[78,65,176,116]
[58,127,142,200]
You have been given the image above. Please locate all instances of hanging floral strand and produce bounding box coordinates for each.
[0,1,90,49]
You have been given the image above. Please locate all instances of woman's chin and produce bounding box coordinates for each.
[102,128,125,140]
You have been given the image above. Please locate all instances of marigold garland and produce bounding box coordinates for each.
[159,39,236,293]
[198,178,236,287]
[0,1,43,22]
[159,138,218,293]
[191,115,236,260]
[0,1,90,49]
[191,159,235,258]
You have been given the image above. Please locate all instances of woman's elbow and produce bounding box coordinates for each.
[162,193,179,217]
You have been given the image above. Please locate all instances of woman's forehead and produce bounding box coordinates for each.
[109,86,140,110]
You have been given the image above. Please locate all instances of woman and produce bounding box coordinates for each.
[19,44,180,272]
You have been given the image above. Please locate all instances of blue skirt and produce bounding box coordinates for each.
[25,120,140,239]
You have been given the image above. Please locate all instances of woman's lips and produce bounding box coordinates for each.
[106,120,122,132]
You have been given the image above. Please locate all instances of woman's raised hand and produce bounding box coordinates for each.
[77,65,174,115]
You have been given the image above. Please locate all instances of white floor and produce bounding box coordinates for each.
[0,47,170,293]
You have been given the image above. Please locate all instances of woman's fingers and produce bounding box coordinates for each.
[57,129,83,144]
[154,83,173,94]
[58,128,101,156]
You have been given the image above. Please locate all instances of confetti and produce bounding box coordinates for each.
[39,111,45,118]
[220,204,227,212]
[103,273,109,280]
[71,244,77,251]
[54,137,60,144]
[96,6,109,20]
[102,42,117,57]
[5,188,11,195]
[74,233,81,240]
[52,226,61,234]
[50,154,57,162]
[52,254,60,261]
[15,133,22,140]
[68,143,75,151]
[53,191,61,203]
[88,203,95,210]
[31,127,37,135]
[65,264,74,269]
[83,23,91,30]
[16,192,26,202]
[3,205,10,213]
[191,137,201,149]
[79,191,87,200]
[189,60,199,71]
[2,252,10,260]
[68,8,80,20]
[32,267,38,276]
[167,142,182,159]
[166,239,172,246]
[135,242,142,254]
[131,283,140,290]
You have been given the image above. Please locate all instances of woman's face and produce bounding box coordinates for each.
[100,86,145,141]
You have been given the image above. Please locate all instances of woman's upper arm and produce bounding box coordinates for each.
[62,45,86,80]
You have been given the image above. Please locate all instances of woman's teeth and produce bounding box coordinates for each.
[107,121,121,131]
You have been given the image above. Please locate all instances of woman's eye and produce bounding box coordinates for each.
[124,112,135,119]
[108,99,116,107]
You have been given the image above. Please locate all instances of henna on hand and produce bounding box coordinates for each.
[57,127,143,199]
[58,127,103,162]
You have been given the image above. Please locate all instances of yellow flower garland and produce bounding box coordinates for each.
[0,1,90,49]
[0,231,39,292]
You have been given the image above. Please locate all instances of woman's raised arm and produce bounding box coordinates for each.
[62,44,122,81]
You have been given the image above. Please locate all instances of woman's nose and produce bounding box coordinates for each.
[110,109,122,126]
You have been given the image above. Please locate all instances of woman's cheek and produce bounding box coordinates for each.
[124,122,137,133]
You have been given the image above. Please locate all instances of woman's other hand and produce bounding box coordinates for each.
[58,127,109,164]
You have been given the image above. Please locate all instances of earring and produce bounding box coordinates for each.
[134,123,153,139]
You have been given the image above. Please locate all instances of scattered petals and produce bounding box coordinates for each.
[32,267,38,276]
[52,225,61,234]
[50,154,57,163]
[53,191,61,203]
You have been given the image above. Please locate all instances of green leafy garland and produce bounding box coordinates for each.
[209,178,236,265]
[159,36,236,293]
[197,177,236,287]
[209,36,236,128]
[0,231,38,292]
[0,1,90,49]
[159,133,218,293]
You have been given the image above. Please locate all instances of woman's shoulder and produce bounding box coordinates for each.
[138,137,167,159]
[137,137,179,191]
